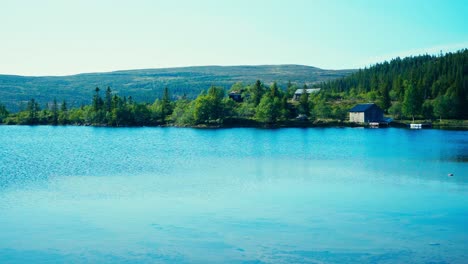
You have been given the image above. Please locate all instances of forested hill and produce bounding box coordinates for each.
[321,49,468,119]
[0,65,354,112]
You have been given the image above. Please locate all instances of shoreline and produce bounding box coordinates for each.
[2,119,467,130]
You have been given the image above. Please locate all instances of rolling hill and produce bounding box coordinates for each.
[0,65,355,111]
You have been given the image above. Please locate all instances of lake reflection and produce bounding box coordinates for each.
[0,126,467,263]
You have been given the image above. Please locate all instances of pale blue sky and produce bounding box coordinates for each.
[1,0,467,76]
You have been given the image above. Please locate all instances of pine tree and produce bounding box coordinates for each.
[250,80,264,106]
[52,97,59,125]
[269,82,280,98]
[61,100,67,112]
[58,100,68,125]
[26,98,40,124]
[0,103,8,123]
[105,86,112,112]
[160,86,173,123]
[381,84,391,112]
[92,87,103,112]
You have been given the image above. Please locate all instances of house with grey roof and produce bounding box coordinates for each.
[293,88,321,100]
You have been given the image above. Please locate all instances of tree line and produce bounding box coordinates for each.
[0,80,358,126]
[0,49,466,126]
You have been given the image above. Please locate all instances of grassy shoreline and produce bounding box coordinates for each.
[2,118,468,130]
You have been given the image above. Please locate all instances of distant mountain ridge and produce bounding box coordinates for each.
[0,64,355,111]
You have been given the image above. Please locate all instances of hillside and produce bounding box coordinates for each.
[0,65,354,111]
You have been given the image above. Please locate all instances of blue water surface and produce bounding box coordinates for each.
[0,126,467,263]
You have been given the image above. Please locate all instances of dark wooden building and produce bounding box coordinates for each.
[228,91,243,102]
[349,103,384,123]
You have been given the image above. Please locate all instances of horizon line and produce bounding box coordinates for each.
[1,47,466,77]
[0,64,347,78]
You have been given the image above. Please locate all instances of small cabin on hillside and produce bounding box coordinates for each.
[228,91,243,102]
[293,88,321,100]
[349,103,384,123]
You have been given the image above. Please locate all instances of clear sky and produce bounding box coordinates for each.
[1,0,467,76]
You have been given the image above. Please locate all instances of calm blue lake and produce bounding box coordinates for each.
[0,126,467,263]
